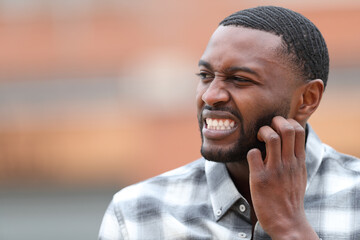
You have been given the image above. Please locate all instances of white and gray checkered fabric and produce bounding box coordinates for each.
[99,125,360,239]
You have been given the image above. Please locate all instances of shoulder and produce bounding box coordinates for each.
[111,158,207,213]
[307,142,360,199]
[305,144,360,238]
[321,143,360,174]
[114,158,205,198]
[306,124,360,176]
[100,158,212,239]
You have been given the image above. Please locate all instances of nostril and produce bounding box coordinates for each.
[201,83,230,106]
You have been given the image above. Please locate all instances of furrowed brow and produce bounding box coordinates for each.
[225,66,259,77]
[198,60,212,70]
[198,60,258,76]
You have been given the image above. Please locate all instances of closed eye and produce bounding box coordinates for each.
[196,72,214,81]
[227,76,252,85]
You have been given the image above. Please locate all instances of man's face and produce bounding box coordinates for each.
[196,26,302,163]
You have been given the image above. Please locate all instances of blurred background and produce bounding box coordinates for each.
[0,0,359,239]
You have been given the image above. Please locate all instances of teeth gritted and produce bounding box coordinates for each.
[206,118,235,130]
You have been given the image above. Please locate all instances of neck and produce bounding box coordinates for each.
[226,161,251,201]
[226,161,258,226]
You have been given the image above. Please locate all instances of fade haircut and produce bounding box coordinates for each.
[220,6,329,89]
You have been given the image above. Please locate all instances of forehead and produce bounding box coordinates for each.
[209,25,282,48]
[200,26,287,73]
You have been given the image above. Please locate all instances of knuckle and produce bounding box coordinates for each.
[294,125,305,136]
[273,164,285,177]
[297,155,306,166]
[286,163,297,174]
[268,133,280,145]
[281,125,295,137]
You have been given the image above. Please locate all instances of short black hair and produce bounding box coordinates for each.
[220,6,329,89]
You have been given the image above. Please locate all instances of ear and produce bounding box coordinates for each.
[293,79,324,124]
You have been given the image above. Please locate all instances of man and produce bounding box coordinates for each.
[99,6,360,240]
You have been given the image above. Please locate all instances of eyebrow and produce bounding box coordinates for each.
[198,60,213,70]
[198,60,259,77]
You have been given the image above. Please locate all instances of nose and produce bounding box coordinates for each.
[201,79,230,106]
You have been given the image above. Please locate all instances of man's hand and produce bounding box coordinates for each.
[247,116,318,240]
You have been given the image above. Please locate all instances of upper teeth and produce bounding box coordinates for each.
[206,118,235,130]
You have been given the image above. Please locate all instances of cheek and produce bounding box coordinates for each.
[231,92,272,125]
[232,92,261,113]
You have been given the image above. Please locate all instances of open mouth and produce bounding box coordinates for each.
[205,118,236,130]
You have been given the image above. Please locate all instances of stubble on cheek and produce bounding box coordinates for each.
[198,102,290,163]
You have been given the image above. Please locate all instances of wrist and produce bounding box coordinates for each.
[269,220,319,240]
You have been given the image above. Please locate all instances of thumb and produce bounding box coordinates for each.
[247,148,264,173]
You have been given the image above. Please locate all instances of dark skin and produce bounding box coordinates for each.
[196,26,324,239]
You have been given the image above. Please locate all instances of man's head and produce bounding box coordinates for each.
[196,6,328,163]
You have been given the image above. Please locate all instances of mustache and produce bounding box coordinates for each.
[200,105,243,122]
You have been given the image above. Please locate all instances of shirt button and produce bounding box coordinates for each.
[238,232,247,238]
[239,204,246,212]
[216,209,222,216]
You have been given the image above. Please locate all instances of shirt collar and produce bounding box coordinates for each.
[205,159,242,221]
[304,123,324,190]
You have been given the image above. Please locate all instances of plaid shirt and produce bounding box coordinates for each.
[99,125,360,239]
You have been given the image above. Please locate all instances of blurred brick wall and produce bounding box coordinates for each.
[0,1,359,186]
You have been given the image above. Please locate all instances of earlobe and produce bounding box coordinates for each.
[294,79,324,124]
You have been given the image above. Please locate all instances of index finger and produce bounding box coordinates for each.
[257,125,281,167]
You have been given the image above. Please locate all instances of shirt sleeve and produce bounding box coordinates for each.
[98,199,125,240]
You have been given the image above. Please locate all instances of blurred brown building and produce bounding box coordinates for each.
[0,0,359,187]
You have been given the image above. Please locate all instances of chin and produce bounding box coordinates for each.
[200,143,249,163]
[200,135,266,163]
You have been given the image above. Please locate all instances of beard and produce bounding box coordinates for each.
[198,103,290,163]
